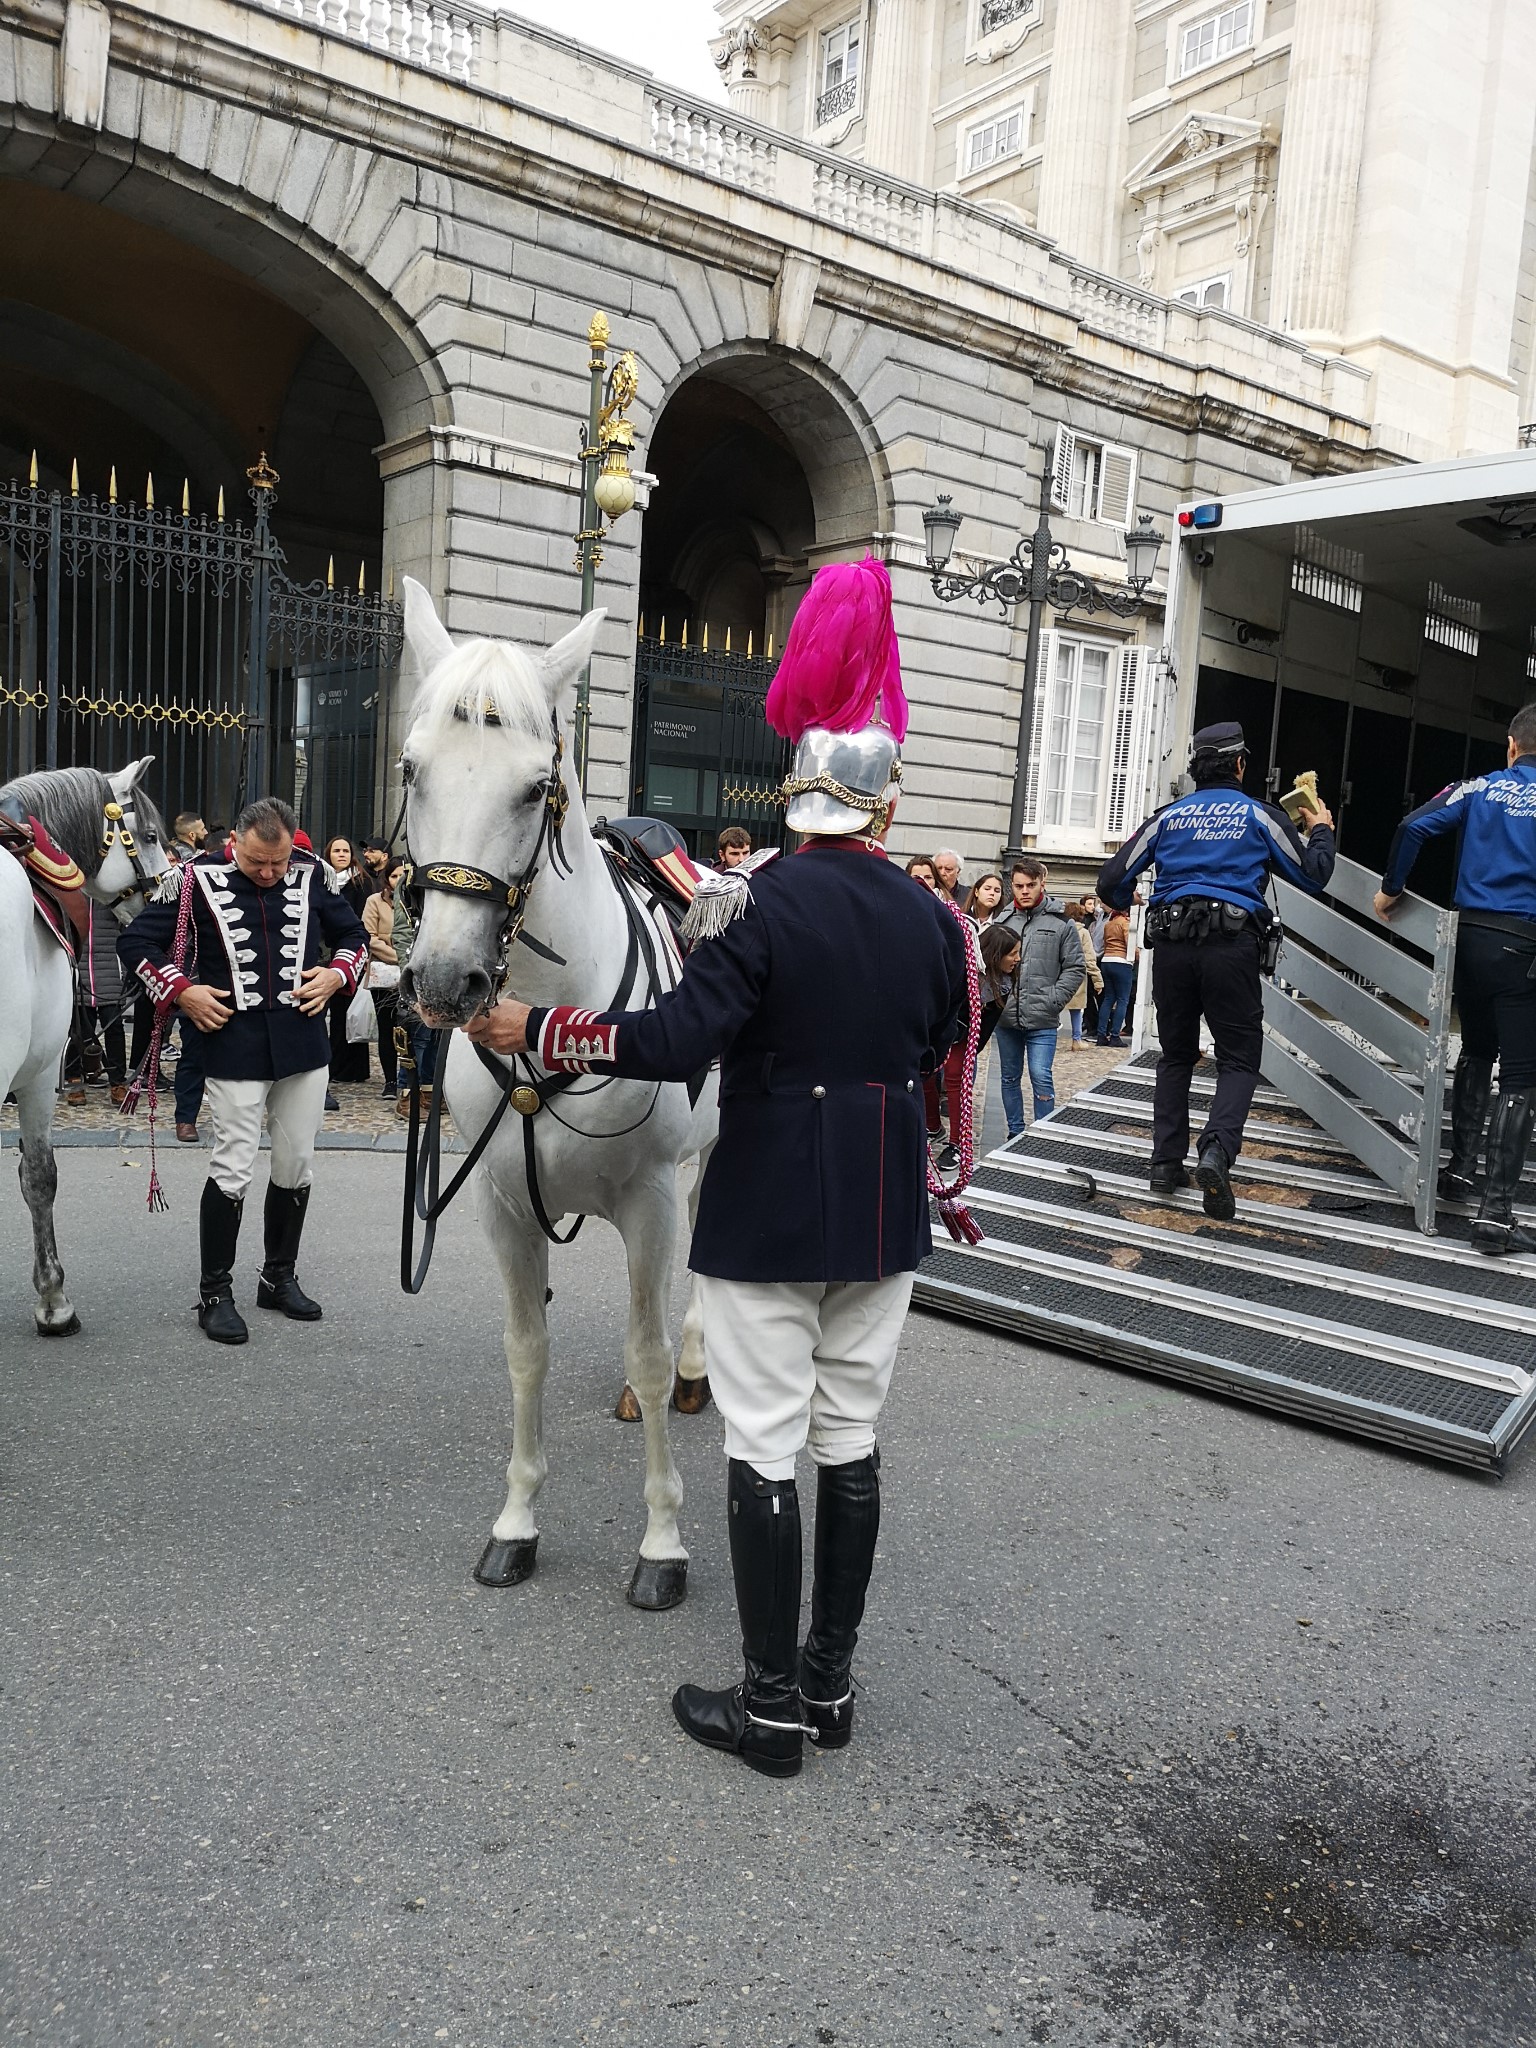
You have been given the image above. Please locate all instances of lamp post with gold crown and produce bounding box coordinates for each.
[574,312,642,787]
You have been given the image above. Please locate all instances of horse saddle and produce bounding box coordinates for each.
[594,816,701,924]
[0,798,89,952]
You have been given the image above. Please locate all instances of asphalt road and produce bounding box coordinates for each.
[2,1147,1533,2048]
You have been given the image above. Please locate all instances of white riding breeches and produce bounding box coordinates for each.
[205,1068,329,1201]
[695,1272,916,1482]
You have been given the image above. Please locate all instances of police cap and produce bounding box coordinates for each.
[1190,721,1246,755]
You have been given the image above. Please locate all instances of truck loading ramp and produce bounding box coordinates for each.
[914,1054,1536,1472]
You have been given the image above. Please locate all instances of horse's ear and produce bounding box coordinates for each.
[108,756,155,798]
[402,576,455,677]
[538,609,607,707]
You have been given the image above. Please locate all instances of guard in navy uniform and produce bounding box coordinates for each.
[119,797,369,1342]
[1097,722,1335,1220]
[1376,702,1536,1254]
[465,561,968,1777]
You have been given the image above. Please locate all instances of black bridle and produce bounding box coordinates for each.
[396,710,573,1009]
[97,798,166,918]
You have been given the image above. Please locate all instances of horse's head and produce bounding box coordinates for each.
[396,579,605,1027]
[90,758,175,920]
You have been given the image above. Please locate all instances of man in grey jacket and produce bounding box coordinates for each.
[993,858,1085,1136]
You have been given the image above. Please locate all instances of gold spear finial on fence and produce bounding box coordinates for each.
[109,468,118,504]
[217,486,225,521]
[702,622,709,653]
[357,561,366,594]
[28,450,38,487]
[70,460,79,497]
[327,556,335,590]
[181,479,190,517]
[145,473,155,508]
[747,630,754,658]
[681,619,689,648]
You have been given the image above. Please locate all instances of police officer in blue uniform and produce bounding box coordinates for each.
[120,797,370,1342]
[1097,722,1335,1220]
[1375,702,1536,1254]
[464,561,968,1778]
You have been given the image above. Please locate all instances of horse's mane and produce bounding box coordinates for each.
[1,766,114,872]
[407,640,554,743]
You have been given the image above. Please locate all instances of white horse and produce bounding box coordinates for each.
[397,582,718,1609]
[0,759,173,1333]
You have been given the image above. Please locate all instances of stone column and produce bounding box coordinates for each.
[863,0,937,182]
[712,20,772,126]
[1268,0,1378,347]
[1035,0,1132,273]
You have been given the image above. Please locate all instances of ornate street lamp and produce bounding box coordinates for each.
[924,461,1163,855]
[573,312,643,786]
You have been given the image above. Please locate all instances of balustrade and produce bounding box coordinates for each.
[648,97,777,196]
[1068,267,1162,346]
[812,164,926,252]
[258,0,483,80]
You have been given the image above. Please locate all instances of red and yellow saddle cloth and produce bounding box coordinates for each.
[0,811,89,954]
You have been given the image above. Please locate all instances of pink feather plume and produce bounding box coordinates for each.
[764,558,908,744]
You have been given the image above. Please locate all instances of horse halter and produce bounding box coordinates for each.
[398,711,572,1008]
[98,799,161,915]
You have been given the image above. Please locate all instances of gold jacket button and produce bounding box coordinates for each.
[812,1085,826,1099]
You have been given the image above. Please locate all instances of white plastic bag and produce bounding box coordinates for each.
[345,979,377,1043]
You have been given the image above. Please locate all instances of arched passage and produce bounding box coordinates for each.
[631,350,885,853]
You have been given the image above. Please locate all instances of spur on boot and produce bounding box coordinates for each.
[1439,1056,1493,1204]
[197,1180,248,1345]
[256,1184,323,1319]
[799,1451,882,1753]
[673,1460,806,1779]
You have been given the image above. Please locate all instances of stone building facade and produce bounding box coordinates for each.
[1,0,1401,882]
[712,0,1536,466]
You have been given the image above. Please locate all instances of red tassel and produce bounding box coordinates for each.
[146,1166,168,1214]
[937,1200,984,1246]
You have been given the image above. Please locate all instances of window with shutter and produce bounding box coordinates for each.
[1021,629,1056,829]
[1103,645,1148,839]
[1095,444,1137,528]
[1049,426,1076,514]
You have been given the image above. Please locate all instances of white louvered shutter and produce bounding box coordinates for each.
[1103,643,1147,839]
[1095,443,1137,528]
[1021,629,1056,830]
[1049,425,1076,513]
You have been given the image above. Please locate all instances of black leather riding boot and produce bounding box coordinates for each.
[1472,1088,1536,1255]
[1439,1055,1493,1202]
[799,1450,881,1751]
[256,1184,322,1320]
[197,1179,248,1345]
[672,1459,804,1778]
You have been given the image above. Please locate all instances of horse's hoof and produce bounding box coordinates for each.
[474,1536,538,1587]
[36,1313,81,1338]
[671,1373,711,1416]
[627,1557,688,1611]
[613,1383,642,1422]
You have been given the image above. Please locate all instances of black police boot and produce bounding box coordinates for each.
[1149,1161,1192,1195]
[1438,1056,1493,1203]
[1471,1089,1536,1256]
[799,1450,881,1751]
[672,1460,805,1778]
[1195,1137,1237,1222]
[197,1179,248,1345]
[256,1184,323,1320]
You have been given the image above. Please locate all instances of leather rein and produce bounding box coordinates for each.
[398,713,673,1294]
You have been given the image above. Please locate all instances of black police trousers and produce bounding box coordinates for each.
[1455,921,1536,1092]
[1150,930,1264,1165]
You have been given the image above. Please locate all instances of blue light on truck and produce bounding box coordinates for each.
[1177,503,1223,530]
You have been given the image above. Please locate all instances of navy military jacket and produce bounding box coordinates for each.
[1383,757,1536,921]
[527,842,969,1283]
[118,850,369,1081]
[1097,775,1334,918]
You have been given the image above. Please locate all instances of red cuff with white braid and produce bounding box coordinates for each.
[330,943,369,995]
[536,1005,619,1072]
[137,959,190,1011]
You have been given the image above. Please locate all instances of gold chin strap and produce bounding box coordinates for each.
[779,764,902,837]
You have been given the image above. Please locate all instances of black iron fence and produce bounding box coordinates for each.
[629,627,790,857]
[0,456,401,838]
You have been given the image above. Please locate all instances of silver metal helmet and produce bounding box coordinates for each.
[782,722,903,837]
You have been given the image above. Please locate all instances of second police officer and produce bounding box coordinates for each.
[1097,722,1335,1221]
[1375,702,1536,1255]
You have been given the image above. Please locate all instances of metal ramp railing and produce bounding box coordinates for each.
[1262,855,1457,1235]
